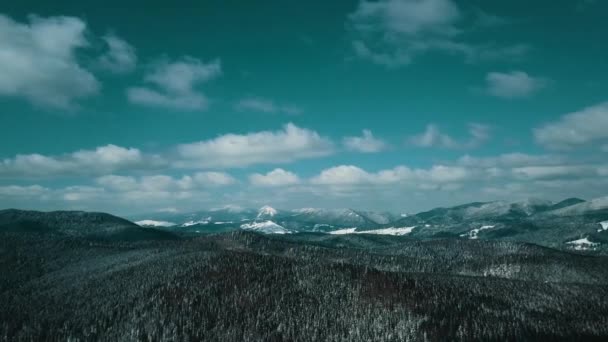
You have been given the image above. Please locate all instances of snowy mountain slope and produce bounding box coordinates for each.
[240,221,291,234]
[256,205,279,220]
[546,196,608,216]
[329,226,416,236]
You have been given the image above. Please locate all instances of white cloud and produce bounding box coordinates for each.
[96,175,139,191]
[351,0,461,36]
[310,164,469,186]
[0,14,99,108]
[176,123,334,168]
[192,172,237,186]
[349,0,460,67]
[457,153,563,168]
[95,172,234,197]
[408,123,490,149]
[63,186,105,201]
[127,57,221,110]
[235,97,302,115]
[485,71,546,99]
[409,124,456,148]
[511,165,599,180]
[249,168,300,187]
[0,144,163,177]
[98,34,137,73]
[343,129,387,153]
[0,185,49,197]
[311,165,374,185]
[0,125,336,178]
[534,102,608,150]
[348,0,527,67]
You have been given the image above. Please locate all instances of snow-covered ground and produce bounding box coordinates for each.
[240,220,290,234]
[329,226,416,236]
[136,220,176,227]
[329,228,358,235]
[460,225,495,239]
[566,237,599,251]
[598,221,608,232]
[181,219,210,227]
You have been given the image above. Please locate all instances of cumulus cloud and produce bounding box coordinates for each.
[0,124,336,178]
[98,34,137,73]
[310,164,470,186]
[343,130,387,153]
[456,153,606,181]
[96,172,235,193]
[0,185,49,197]
[511,165,601,180]
[235,97,302,115]
[127,57,221,110]
[249,168,300,187]
[0,144,163,177]
[192,172,237,186]
[348,0,527,67]
[408,123,490,149]
[63,186,105,201]
[457,153,563,168]
[176,123,334,168]
[0,14,99,108]
[534,102,608,150]
[484,71,546,99]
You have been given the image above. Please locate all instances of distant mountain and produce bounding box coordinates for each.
[547,197,586,211]
[256,205,280,220]
[0,209,176,241]
[544,196,608,217]
[379,196,608,253]
[124,197,608,253]
[131,206,395,232]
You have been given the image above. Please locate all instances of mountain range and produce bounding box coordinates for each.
[130,196,608,253]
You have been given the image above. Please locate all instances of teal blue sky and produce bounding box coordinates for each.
[1,0,607,214]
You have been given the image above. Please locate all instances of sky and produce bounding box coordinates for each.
[1,0,607,215]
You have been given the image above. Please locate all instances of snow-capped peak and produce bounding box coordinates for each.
[257,205,278,219]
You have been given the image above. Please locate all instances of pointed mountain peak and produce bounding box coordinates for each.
[257,205,278,219]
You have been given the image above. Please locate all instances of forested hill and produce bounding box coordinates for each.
[1,227,608,341]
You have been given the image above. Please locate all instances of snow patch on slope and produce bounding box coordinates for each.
[329,226,416,236]
[181,218,211,227]
[460,225,495,239]
[328,228,358,235]
[566,237,599,251]
[136,220,176,227]
[597,221,608,232]
[240,220,290,234]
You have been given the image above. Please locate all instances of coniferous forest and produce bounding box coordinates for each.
[2,211,608,341]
